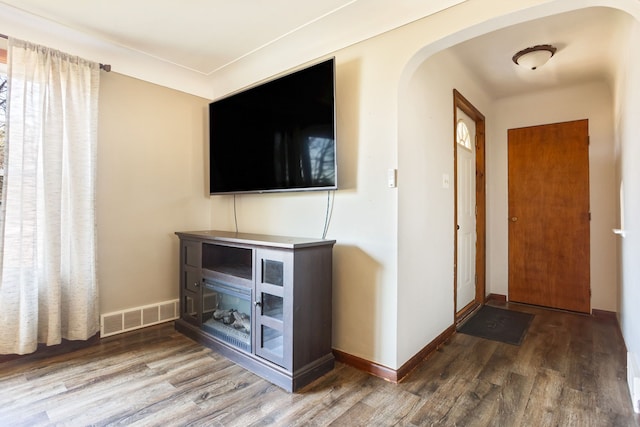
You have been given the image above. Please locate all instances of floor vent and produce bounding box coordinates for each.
[101,299,179,337]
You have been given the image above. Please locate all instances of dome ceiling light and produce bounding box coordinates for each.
[512,44,557,70]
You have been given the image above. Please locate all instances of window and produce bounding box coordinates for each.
[456,119,471,150]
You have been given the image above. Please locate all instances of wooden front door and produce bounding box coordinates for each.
[508,119,590,313]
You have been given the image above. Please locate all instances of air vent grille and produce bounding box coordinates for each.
[100,299,179,337]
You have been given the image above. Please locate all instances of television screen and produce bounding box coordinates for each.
[209,58,337,195]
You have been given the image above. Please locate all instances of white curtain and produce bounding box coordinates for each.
[0,39,100,355]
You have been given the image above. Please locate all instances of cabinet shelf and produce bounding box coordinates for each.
[202,243,252,280]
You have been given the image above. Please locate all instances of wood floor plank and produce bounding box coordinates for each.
[492,371,534,426]
[0,303,637,427]
[358,385,423,425]
[49,380,178,426]
[0,409,50,427]
[282,374,380,426]
[404,335,498,401]
[183,370,281,425]
[520,367,565,426]
[565,314,598,395]
[0,382,68,420]
[555,385,597,427]
[476,343,520,385]
[327,401,376,426]
[251,363,369,426]
[399,340,463,397]
[409,376,476,425]
[436,378,501,426]
[115,364,249,426]
[537,311,572,373]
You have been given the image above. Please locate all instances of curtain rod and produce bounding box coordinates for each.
[0,32,111,72]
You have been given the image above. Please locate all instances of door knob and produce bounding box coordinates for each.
[511,217,518,222]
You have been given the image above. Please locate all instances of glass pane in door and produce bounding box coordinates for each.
[262,293,283,320]
[261,325,283,359]
[263,260,283,286]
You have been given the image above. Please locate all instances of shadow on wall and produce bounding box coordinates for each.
[335,58,361,192]
[202,103,210,197]
[332,244,382,360]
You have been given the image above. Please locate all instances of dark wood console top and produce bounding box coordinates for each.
[175,230,335,249]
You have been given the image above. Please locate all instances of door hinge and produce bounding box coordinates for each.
[589,211,592,221]
[587,136,590,145]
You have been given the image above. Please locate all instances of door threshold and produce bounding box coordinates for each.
[456,302,481,327]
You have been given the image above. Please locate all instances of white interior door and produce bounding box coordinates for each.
[456,108,476,312]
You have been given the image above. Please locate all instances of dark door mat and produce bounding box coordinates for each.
[458,305,534,345]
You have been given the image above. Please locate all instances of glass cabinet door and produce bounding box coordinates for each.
[180,239,201,326]
[181,290,200,325]
[254,249,292,369]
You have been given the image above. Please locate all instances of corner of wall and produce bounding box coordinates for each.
[628,351,640,413]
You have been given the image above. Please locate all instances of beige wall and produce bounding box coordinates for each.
[398,48,493,365]
[97,72,210,314]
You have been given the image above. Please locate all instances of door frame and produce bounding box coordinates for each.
[453,89,486,323]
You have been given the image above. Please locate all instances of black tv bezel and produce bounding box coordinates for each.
[208,58,338,196]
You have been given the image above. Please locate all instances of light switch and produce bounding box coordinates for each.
[442,173,450,189]
[387,168,397,188]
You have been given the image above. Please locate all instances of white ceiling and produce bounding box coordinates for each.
[0,0,463,75]
[0,2,629,99]
[445,6,629,99]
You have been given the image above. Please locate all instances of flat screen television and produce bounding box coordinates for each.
[209,58,337,195]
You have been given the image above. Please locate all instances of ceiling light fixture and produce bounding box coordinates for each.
[512,44,557,70]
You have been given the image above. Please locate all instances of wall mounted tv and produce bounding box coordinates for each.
[209,58,337,195]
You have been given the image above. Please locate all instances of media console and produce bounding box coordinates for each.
[174,230,335,392]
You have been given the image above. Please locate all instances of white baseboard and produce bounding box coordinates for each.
[628,352,640,413]
[100,299,179,337]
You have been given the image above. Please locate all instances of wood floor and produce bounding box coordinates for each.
[1,302,638,426]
